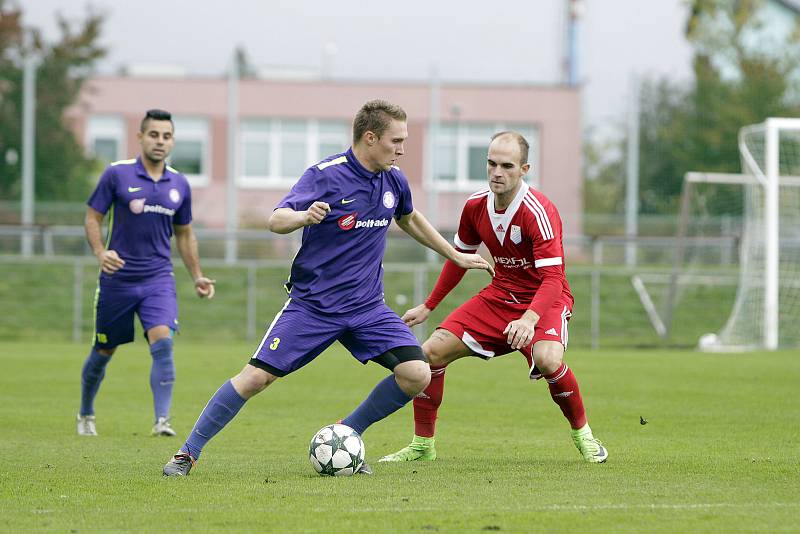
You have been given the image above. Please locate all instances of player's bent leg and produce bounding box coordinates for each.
[163,364,279,477]
[340,346,426,436]
[380,330,471,463]
[531,340,608,463]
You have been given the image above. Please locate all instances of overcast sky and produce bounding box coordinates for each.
[22,0,694,139]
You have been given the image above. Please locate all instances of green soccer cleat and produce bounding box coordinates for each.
[571,425,608,463]
[378,436,437,462]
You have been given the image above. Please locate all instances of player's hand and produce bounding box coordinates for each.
[195,276,216,299]
[452,251,495,277]
[503,312,538,350]
[401,303,432,327]
[97,249,125,274]
[304,201,331,226]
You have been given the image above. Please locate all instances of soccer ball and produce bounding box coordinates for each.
[308,423,365,477]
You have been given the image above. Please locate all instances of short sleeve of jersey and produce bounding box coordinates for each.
[276,168,320,211]
[87,167,116,214]
[393,168,414,219]
[526,196,564,267]
[453,199,482,251]
[173,180,193,225]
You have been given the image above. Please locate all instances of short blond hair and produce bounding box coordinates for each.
[353,100,407,143]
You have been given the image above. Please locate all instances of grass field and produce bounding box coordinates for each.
[1,341,798,533]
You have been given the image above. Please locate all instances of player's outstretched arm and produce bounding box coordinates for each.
[268,202,330,234]
[85,207,125,274]
[174,223,216,299]
[396,210,494,276]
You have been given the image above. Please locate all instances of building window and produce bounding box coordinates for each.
[239,119,349,188]
[86,115,125,166]
[170,117,210,187]
[431,122,540,190]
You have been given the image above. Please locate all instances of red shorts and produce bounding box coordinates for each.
[438,286,572,379]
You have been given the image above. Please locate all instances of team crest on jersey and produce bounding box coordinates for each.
[383,191,395,209]
[129,198,145,214]
[338,213,357,231]
[510,225,522,244]
[169,188,180,203]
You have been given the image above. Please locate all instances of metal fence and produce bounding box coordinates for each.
[0,225,743,349]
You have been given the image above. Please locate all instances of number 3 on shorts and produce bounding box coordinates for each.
[269,337,281,350]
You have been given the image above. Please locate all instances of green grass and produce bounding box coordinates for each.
[1,342,798,532]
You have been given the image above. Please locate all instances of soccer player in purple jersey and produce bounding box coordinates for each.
[77,109,215,438]
[163,99,494,476]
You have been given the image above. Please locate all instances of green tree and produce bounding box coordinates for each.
[585,0,800,222]
[0,1,105,206]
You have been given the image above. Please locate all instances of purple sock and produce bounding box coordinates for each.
[80,348,111,416]
[149,338,175,421]
[183,380,246,459]
[342,374,413,435]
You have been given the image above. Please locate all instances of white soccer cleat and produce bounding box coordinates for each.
[152,417,176,437]
[77,414,97,436]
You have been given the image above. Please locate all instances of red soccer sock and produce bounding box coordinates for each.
[413,365,446,437]
[545,363,587,429]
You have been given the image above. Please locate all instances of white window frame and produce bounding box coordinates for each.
[171,116,211,188]
[430,122,540,192]
[85,114,126,163]
[238,119,349,189]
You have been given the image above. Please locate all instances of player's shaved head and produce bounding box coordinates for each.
[490,131,529,165]
[353,100,407,144]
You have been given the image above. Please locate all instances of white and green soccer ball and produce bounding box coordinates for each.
[309,423,365,477]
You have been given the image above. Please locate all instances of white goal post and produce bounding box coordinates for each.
[668,118,800,351]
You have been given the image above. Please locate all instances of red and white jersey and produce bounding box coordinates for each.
[454,183,573,311]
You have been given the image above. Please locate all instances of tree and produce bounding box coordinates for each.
[585,0,800,222]
[0,1,105,207]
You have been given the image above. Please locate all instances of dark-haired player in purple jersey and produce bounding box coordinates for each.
[77,109,215,438]
[163,99,494,477]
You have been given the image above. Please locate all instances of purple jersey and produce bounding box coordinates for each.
[87,157,193,282]
[277,148,414,314]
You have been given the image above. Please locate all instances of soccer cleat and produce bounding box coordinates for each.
[356,460,373,475]
[571,426,608,463]
[378,435,437,462]
[152,417,176,437]
[76,414,97,436]
[163,452,195,476]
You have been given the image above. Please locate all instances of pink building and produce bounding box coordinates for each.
[69,75,582,235]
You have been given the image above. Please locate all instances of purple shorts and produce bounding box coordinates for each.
[93,274,178,349]
[251,298,420,376]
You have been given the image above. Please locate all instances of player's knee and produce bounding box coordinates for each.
[97,347,116,357]
[394,360,431,396]
[233,364,278,399]
[532,341,564,375]
[421,340,448,367]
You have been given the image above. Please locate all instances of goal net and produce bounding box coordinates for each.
[668,118,800,351]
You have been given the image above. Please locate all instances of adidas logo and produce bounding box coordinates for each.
[553,391,573,398]
[545,328,558,336]
[496,224,505,232]
[415,392,430,399]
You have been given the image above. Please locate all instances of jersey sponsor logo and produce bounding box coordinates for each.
[383,191,395,209]
[355,218,389,229]
[493,256,531,268]
[338,213,357,230]
[129,198,145,214]
[341,198,356,204]
[127,186,142,193]
[510,225,522,244]
[129,198,176,216]
[169,188,181,203]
